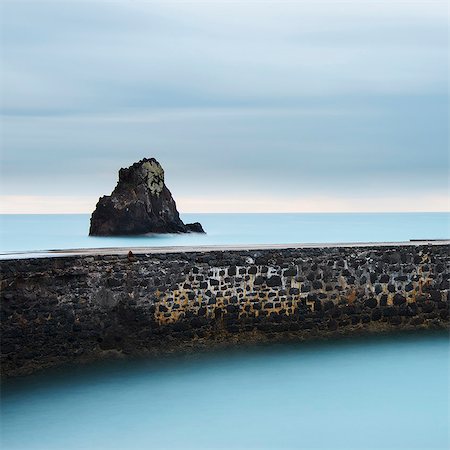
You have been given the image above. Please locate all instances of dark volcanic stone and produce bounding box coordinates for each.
[185,222,205,233]
[379,274,390,283]
[89,158,205,235]
[393,294,406,306]
[365,297,378,309]
[284,267,297,277]
[267,276,282,287]
[421,301,435,313]
[371,309,382,321]
[389,316,402,326]
[254,276,266,286]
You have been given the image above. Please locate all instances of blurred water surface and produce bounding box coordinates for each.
[0,212,448,252]
[1,334,449,450]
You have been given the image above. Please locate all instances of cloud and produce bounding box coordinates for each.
[0,0,448,212]
[1,0,447,114]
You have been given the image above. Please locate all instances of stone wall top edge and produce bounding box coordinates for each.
[0,240,449,266]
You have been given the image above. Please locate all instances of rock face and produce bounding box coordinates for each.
[89,158,204,235]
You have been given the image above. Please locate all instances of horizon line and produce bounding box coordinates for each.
[1,211,449,215]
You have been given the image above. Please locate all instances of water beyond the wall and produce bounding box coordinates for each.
[0,212,448,253]
[1,334,448,450]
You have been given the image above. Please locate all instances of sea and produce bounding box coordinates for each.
[1,334,449,450]
[1,212,449,449]
[0,212,448,254]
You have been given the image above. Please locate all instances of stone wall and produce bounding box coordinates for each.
[1,243,449,377]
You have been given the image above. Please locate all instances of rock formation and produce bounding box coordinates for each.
[89,158,204,235]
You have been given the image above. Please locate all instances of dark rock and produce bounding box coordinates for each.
[393,294,406,306]
[185,222,205,233]
[371,309,382,321]
[365,297,378,309]
[312,280,323,290]
[254,276,266,286]
[429,290,442,302]
[323,300,334,311]
[284,267,297,277]
[267,276,282,287]
[379,274,390,283]
[421,301,435,313]
[351,315,361,324]
[395,275,408,282]
[389,316,402,326]
[328,319,338,331]
[398,305,414,317]
[331,308,341,318]
[410,316,424,326]
[382,307,397,317]
[89,158,205,235]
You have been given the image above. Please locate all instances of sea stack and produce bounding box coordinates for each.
[89,158,204,235]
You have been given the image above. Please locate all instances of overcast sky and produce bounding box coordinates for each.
[0,0,448,213]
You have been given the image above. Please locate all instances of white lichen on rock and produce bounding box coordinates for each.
[142,160,164,196]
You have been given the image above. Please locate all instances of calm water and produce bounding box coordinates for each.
[1,214,449,449]
[1,335,449,450]
[0,213,448,253]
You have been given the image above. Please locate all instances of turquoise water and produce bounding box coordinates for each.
[0,213,448,253]
[1,335,449,450]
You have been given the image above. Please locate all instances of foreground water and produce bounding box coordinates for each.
[0,213,448,253]
[1,334,448,450]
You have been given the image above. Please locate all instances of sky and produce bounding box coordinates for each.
[0,0,448,213]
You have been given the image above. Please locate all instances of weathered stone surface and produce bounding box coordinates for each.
[89,158,204,235]
[1,243,449,377]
